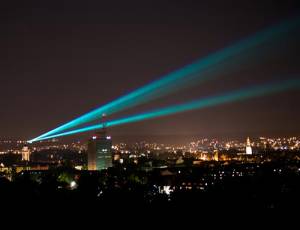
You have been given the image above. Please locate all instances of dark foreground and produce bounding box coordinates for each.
[1,159,300,211]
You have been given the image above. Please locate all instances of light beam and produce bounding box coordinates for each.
[30,78,300,142]
[29,17,300,142]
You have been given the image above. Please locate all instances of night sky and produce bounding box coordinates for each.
[1,0,300,142]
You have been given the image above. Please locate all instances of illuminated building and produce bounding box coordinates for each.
[113,153,121,162]
[246,137,253,155]
[22,145,31,161]
[213,150,219,161]
[88,116,113,171]
[176,156,184,164]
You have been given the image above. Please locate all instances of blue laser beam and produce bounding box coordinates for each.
[30,78,300,142]
[30,17,300,142]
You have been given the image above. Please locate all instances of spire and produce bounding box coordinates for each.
[96,114,108,138]
[247,137,251,146]
[246,137,253,155]
[101,113,107,129]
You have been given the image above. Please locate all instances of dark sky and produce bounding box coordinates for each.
[1,0,300,141]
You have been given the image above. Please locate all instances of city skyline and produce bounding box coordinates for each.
[1,0,300,212]
[1,1,300,140]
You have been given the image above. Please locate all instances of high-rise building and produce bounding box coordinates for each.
[22,145,31,161]
[88,116,113,171]
[246,137,253,155]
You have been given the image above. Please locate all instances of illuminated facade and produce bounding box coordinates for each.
[213,150,219,161]
[22,145,31,161]
[88,129,113,171]
[246,137,253,155]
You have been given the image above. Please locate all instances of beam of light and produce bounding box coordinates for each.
[30,17,300,142]
[30,78,300,142]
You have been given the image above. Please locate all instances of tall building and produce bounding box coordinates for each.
[246,137,253,155]
[22,145,31,161]
[88,117,113,171]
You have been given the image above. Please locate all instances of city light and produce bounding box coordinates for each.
[3,1,300,210]
[29,17,300,143]
[30,78,300,142]
[70,181,77,190]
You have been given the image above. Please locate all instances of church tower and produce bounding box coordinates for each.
[246,137,253,155]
